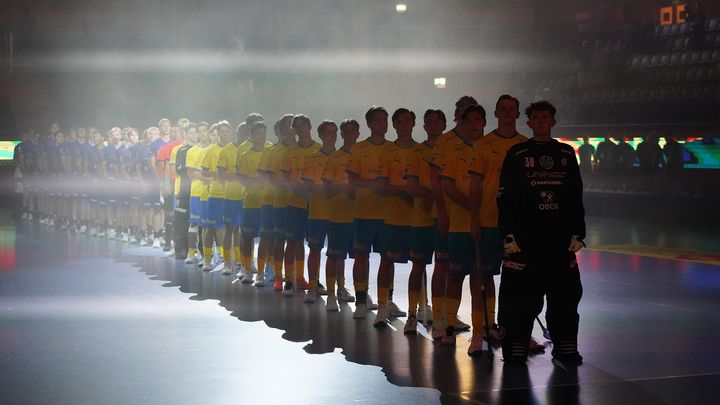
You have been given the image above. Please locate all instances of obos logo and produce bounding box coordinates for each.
[538,190,558,210]
[540,156,554,169]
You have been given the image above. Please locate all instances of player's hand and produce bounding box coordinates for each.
[503,234,521,254]
[420,195,433,212]
[568,235,585,252]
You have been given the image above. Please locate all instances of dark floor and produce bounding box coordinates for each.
[1,216,719,405]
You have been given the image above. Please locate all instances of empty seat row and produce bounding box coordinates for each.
[655,18,720,38]
[627,49,720,69]
[578,84,720,105]
[628,64,719,84]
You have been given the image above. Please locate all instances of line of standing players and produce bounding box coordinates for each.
[14,95,586,367]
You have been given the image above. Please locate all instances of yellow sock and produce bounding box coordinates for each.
[408,290,420,317]
[274,259,284,280]
[257,255,266,276]
[218,247,224,260]
[295,258,305,281]
[233,247,242,264]
[471,308,485,333]
[203,246,212,261]
[445,298,461,328]
[222,248,231,264]
[432,296,444,324]
[378,286,389,308]
[187,247,196,257]
[355,281,368,293]
[327,276,336,296]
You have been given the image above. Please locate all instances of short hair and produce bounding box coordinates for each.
[461,104,487,121]
[216,120,232,131]
[317,120,337,134]
[197,121,209,129]
[176,118,190,128]
[423,109,447,124]
[185,122,197,133]
[291,114,311,129]
[249,121,266,134]
[236,122,247,134]
[454,96,478,117]
[496,94,520,111]
[245,113,264,126]
[524,101,557,119]
[158,118,171,127]
[340,119,360,132]
[391,108,416,122]
[365,106,388,123]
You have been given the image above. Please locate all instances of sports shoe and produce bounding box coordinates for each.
[140,237,149,246]
[303,290,317,303]
[241,270,253,284]
[253,273,265,287]
[353,303,368,319]
[552,353,583,368]
[373,307,389,327]
[129,235,138,244]
[404,316,418,334]
[96,229,105,238]
[456,317,471,331]
[107,228,116,239]
[337,287,355,302]
[467,335,484,356]
[485,324,505,342]
[388,301,407,318]
[121,232,130,243]
[295,278,309,289]
[265,263,275,282]
[202,261,212,271]
[152,238,161,248]
[221,265,233,275]
[417,305,433,325]
[282,281,294,297]
[90,227,98,236]
[21,213,27,221]
[251,263,258,274]
[440,326,456,345]
[185,255,197,264]
[79,225,87,234]
[317,283,328,296]
[273,279,283,291]
[432,320,446,340]
[367,295,378,311]
[326,296,339,312]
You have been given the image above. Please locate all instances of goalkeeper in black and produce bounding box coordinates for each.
[496,101,586,367]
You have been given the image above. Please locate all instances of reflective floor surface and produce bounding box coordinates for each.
[1,217,719,405]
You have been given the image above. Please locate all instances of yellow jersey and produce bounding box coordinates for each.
[201,143,224,199]
[302,148,333,220]
[237,146,268,209]
[169,143,183,196]
[439,139,474,233]
[377,140,424,226]
[468,131,527,227]
[346,139,393,220]
[322,148,354,224]
[267,143,291,208]
[404,141,435,227]
[218,142,242,201]
[282,141,320,209]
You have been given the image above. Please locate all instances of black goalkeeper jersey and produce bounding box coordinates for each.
[497,138,585,252]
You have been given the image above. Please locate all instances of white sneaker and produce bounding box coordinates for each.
[337,287,355,302]
[159,236,166,246]
[317,283,328,296]
[353,303,368,319]
[140,237,149,246]
[467,335,484,356]
[129,235,138,244]
[152,238,161,248]
[202,261,212,271]
[79,225,87,234]
[282,281,295,297]
[185,255,197,264]
[326,296,339,311]
[253,273,265,287]
[367,295,378,311]
[388,301,407,318]
[21,213,27,220]
[456,317,471,331]
[165,249,175,258]
[97,230,105,238]
[404,317,418,334]
[121,232,130,243]
[373,307,389,327]
[417,305,433,325]
[241,270,253,284]
[221,265,233,275]
[107,229,116,239]
[303,290,317,303]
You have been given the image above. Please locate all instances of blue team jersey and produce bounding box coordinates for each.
[126,143,142,179]
[103,144,125,179]
[138,143,155,180]
[150,138,171,157]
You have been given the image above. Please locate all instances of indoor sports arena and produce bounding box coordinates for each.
[0,1,718,404]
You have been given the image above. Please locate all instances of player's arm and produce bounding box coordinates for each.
[440,176,469,210]
[430,163,449,235]
[468,172,484,239]
[564,147,586,242]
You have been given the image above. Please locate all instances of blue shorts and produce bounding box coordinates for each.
[409,226,434,265]
[205,197,224,228]
[353,218,383,253]
[200,199,209,226]
[478,227,502,276]
[285,206,308,242]
[379,224,410,263]
[223,199,243,226]
[306,219,328,250]
[189,196,201,225]
[273,206,288,240]
[327,221,354,259]
[433,221,449,263]
[447,232,475,277]
[241,207,262,238]
[260,205,275,239]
